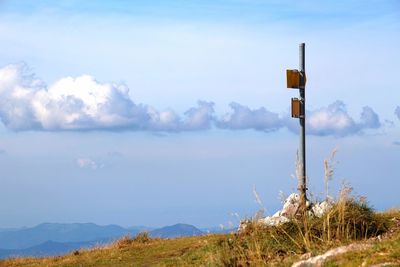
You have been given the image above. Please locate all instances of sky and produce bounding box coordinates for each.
[0,0,399,229]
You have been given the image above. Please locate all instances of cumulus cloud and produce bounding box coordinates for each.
[0,63,149,130]
[306,101,356,136]
[217,102,282,132]
[76,158,100,169]
[0,64,216,132]
[304,101,381,136]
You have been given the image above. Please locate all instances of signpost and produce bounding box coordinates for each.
[286,43,307,211]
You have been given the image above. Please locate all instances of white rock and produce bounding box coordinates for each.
[311,200,333,218]
[239,193,335,230]
[259,215,290,226]
[281,193,300,218]
[272,210,282,217]
[292,243,371,267]
[238,219,250,231]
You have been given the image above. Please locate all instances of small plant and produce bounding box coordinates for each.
[114,235,134,249]
[133,231,151,243]
[113,232,152,249]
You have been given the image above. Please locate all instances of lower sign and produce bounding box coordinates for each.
[291,98,302,118]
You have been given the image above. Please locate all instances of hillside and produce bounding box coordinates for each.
[1,210,399,266]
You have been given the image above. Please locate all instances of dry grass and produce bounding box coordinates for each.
[324,210,400,266]
[324,148,337,200]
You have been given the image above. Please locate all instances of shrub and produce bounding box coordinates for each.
[133,231,151,243]
[114,235,134,249]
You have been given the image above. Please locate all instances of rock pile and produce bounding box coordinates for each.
[239,193,333,230]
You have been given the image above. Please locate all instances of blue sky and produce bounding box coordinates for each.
[0,0,399,228]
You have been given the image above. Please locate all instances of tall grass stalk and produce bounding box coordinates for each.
[324,148,337,200]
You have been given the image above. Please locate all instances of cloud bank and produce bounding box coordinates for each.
[0,63,383,136]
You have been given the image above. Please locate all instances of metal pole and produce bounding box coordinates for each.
[299,43,307,210]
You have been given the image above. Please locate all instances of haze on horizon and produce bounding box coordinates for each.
[0,0,399,229]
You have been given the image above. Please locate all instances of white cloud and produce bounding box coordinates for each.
[0,64,43,130]
[217,102,282,132]
[306,101,357,136]
[302,101,381,136]
[0,64,217,132]
[0,63,150,130]
[146,101,215,131]
[76,158,99,170]
[34,76,151,130]
[182,101,215,131]
[146,107,180,131]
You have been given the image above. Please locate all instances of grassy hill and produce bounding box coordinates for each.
[0,223,206,259]
[0,208,399,266]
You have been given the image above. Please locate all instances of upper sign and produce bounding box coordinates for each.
[286,69,300,89]
[286,69,306,89]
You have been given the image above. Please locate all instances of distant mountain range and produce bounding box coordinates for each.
[0,223,207,259]
[150,223,204,238]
